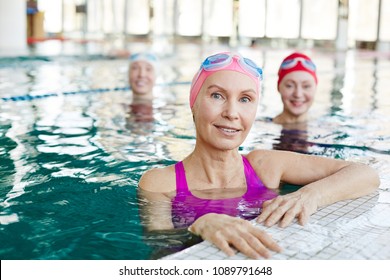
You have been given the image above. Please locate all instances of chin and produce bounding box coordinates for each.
[134,91,151,97]
[288,106,308,115]
[213,140,242,151]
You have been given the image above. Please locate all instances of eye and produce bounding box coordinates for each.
[132,64,144,72]
[240,96,251,103]
[211,92,223,100]
[303,84,312,89]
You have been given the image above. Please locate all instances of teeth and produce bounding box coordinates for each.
[292,101,303,105]
[221,128,237,133]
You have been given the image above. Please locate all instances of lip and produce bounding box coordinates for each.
[214,124,241,135]
[290,100,306,107]
[135,80,149,87]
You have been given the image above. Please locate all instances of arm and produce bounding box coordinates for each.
[138,188,174,231]
[138,167,176,231]
[248,150,380,227]
[137,182,201,258]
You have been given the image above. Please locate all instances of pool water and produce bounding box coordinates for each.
[0,44,389,260]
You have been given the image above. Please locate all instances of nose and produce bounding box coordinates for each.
[221,100,239,120]
[293,85,304,98]
[138,67,147,77]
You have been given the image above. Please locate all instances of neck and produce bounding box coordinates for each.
[132,93,153,104]
[183,146,244,190]
[273,111,308,124]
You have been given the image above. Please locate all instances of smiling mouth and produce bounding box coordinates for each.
[215,125,240,134]
[135,81,148,87]
[290,100,305,106]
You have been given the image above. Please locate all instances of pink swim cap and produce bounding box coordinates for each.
[277,52,317,89]
[189,52,263,108]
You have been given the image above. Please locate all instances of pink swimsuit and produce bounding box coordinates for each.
[171,156,278,228]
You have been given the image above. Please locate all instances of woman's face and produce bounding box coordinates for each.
[128,61,156,97]
[278,71,317,117]
[192,70,259,151]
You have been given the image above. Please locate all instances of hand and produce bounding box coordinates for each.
[189,213,282,259]
[257,188,319,228]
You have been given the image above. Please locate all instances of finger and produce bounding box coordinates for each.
[230,235,265,259]
[297,205,310,226]
[279,203,302,228]
[252,228,283,254]
[211,233,236,257]
[263,199,296,227]
[224,220,269,259]
[257,198,282,223]
[256,200,272,223]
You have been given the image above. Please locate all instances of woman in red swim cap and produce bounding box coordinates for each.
[273,52,318,124]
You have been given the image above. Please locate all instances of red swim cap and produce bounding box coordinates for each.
[277,52,317,89]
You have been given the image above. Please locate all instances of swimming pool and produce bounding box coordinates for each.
[1,43,389,259]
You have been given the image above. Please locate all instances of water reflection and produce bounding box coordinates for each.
[127,102,154,123]
[272,122,311,154]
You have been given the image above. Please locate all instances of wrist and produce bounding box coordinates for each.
[188,213,217,237]
[300,184,323,207]
[188,224,198,236]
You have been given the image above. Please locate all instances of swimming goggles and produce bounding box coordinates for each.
[129,52,158,62]
[199,53,263,81]
[280,57,316,72]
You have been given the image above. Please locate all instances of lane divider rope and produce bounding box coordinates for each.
[1,81,191,102]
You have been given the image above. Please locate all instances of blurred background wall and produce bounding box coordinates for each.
[1,0,390,51]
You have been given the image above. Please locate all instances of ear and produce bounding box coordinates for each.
[191,109,195,123]
[277,85,282,95]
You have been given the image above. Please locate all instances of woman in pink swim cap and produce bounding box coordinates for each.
[273,52,318,124]
[138,52,379,259]
[189,52,262,108]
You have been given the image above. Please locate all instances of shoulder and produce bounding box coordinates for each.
[138,164,176,193]
[245,149,281,172]
[245,149,302,189]
[246,149,283,163]
[245,148,283,170]
[272,114,285,124]
[246,149,315,170]
[247,148,307,160]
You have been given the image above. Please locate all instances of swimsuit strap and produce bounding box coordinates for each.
[242,155,261,191]
[175,161,190,194]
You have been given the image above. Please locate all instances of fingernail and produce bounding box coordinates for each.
[262,252,271,259]
[265,221,273,227]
